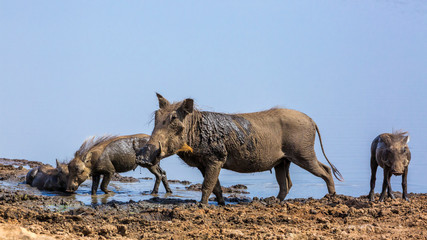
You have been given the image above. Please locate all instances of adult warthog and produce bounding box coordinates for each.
[26,160,69,191]
[136,94,343,205]
[66,134,172,195]
[368,131,411,202]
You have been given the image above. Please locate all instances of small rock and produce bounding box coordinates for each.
[82,226,93,236]
[117,225,127,236]
[99,224,116,236]
[379,209,391,217]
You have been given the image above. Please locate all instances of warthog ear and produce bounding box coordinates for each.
[56,159,60,168]
[403,135,410,144]
[156,93,170,109]
[179,98,194,115]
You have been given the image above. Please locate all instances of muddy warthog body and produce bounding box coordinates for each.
[26,160,68,191]
[136,94,343,205]
[368,131,411,201]
[66,134,171,195]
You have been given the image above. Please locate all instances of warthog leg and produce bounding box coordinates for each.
[148,165,161,194]
[147,164,172,194]
[159,166,173,193]
[387,175,395,199]
[198,161,225,205]
[274,159,292,201]
[402,167,409,201]
[291,151,335,195]
[212,180,225,205]
[198,167,225,205]
[100,173,112,194]
[91,174,101,195]
[368,155,378,201]
[379,168,392,202]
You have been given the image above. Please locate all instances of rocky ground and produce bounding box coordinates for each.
[0,158,426,239]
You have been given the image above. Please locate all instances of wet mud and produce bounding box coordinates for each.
[0,158,426,239]
[186,183,250,194]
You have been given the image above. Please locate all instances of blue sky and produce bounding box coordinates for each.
[1,1,426,192]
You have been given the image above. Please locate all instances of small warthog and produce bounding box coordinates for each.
[66,134,172,195]
[26,159,69,191]
[368,131,411,202]
[136,94,343,205]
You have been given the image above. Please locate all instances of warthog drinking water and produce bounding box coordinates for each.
[136,94,343,205]
[66,134,172,195]
[368,131,411,202]
[26,160,69,191]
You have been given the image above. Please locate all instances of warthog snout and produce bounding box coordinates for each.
[391,160,406,176]
[65,179,80,193]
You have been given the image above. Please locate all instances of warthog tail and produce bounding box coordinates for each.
[315,124,344,182]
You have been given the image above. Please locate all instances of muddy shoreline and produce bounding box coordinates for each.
[0,158,426,239]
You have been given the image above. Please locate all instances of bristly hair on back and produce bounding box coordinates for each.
[74,135,117,158]
[392,130,409,139]
[380,130,410,145]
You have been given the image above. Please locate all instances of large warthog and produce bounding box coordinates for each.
[368,131,411,202]
[136,94,343,205]
[66,134,172,195]
[26,160,69,191]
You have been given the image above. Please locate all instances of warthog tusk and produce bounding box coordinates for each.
[158,141,166,158]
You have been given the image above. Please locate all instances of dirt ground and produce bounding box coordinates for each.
[0,158,425,239]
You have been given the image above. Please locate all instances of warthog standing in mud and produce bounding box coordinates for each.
[66,134,172,195]
[26,160,69,191]
[136,94,343,205]
[368,131,411,202]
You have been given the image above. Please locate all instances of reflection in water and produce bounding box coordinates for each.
[91,193,112,205]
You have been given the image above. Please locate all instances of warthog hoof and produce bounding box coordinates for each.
[101,188,112,194]
[323,192,336,199]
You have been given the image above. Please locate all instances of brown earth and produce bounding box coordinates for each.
[0,158,426,239]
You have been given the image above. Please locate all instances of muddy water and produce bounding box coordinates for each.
[1,150,425,205]
[69,177,204,205]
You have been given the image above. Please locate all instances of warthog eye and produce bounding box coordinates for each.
[170,112,178,122]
